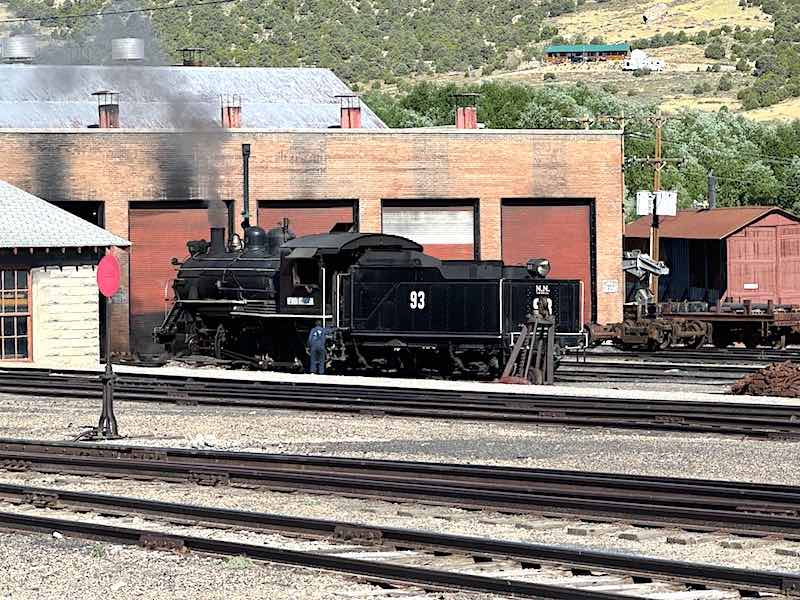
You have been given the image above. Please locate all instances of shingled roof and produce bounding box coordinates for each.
[0,181,130,249]
[0,65,386,129]
[625,206,799,240]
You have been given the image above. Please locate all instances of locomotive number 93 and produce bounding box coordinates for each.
[155,225,582,378]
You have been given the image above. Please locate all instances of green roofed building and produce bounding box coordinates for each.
[544,43,631,63]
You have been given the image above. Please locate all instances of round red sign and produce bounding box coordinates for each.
[96,254,121,298]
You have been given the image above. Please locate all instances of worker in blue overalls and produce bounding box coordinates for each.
[308,321,331,374]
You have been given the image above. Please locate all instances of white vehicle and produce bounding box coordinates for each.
[622,49,665,72]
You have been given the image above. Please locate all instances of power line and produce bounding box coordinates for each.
[0,0,239,24]
[625,130,800,167]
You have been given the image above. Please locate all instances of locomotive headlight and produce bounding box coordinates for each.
[527,258,551,278]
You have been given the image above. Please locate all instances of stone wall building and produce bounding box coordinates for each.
[0,181,129,368]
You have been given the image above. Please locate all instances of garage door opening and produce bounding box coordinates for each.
[258,200,358,237]
[502,199,595,325]
[381,200,477,260]
[129,201,233,356]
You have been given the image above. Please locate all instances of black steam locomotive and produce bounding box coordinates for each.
[154,224,582,378]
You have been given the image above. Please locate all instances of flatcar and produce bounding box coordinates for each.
[587,299,800,350]
[155,225,582,378]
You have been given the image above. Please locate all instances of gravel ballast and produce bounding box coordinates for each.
[1,394,799,485]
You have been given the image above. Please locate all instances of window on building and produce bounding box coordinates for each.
[0,270,30,360]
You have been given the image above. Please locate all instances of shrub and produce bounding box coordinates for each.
[736,58,751,72]
[705,41,726,60]
[692,82,712,95]
[718,74,734,91]
[543,72,557,81]
[632,68,651,77]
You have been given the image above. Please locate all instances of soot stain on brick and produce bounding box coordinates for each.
[21,1,228,225]
[32,136,70,203]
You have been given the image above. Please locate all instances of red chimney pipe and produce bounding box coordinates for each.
[221,94,242,128]
[92,90,120,128]
[456,106,478,129]
[336,94,361,129]
[453,92,479,129]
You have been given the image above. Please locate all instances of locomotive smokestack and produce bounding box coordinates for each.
[241,143,251,231]
[210,227,226,253]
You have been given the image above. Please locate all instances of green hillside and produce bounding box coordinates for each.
[0,0,564,80]
[1,0,799,117]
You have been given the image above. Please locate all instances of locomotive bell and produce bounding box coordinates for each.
[527,258,551,278]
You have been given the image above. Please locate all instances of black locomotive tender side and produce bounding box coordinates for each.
[155,224,582,377]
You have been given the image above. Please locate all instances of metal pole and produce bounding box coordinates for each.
[241,143,251,231]
[649,112,664,302]
[98,300,118,437]
[708,170,717,209]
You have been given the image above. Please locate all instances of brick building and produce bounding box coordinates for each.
[0,65,625,356]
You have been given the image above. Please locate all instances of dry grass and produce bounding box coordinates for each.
[660,95,742,114]
[744,98,800,122]
[551,0,771,44]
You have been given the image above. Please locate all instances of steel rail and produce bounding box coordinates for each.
[568,347,800,364]
[3,439,800,538]
[556,361,757,382]
[1,482,796,595]
[0,510,638,600]
[0,367,798,437]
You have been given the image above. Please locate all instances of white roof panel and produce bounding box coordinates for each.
[0,180,130,248]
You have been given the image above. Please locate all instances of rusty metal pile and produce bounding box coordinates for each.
[731,361,800,398]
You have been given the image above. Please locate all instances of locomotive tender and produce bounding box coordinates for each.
[154,224,582,377]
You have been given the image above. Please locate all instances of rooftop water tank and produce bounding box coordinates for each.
[111,37,145,63]
[3,36,37,63]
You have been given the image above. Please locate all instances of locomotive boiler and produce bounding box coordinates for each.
[155,224,582,378]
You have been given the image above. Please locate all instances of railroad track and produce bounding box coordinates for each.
[4,438,800,540]
[567,347,800,365]
[0,366,799,437]
[2,482,798,599]
[555,359,757,384]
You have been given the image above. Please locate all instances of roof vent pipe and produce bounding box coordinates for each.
[452,92,479,129]
[336,94,361,128]
[221,94,242,128]
[92,90,120,128]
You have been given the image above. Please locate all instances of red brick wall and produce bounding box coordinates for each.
[0,129,624,352]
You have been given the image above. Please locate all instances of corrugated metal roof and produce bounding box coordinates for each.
[0,65,386,129]
[625,207,799,240]
[545,43,630,54]
[0,180,130,248]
